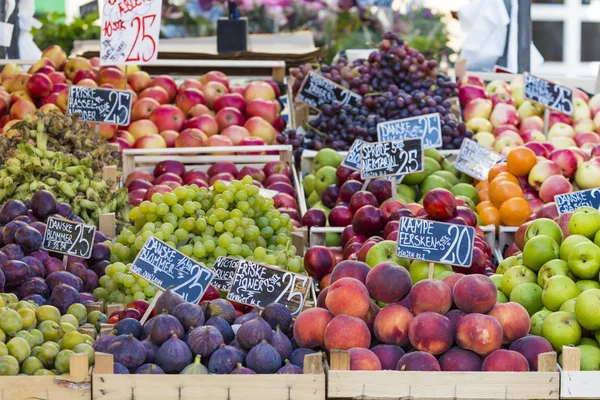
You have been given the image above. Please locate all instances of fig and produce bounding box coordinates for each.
[149,312,184,345]
[1,244,23,260]
[49,284,80,314]
[46,271,83,292]
[21,256,45,278]
[30,190,57,219]
[269,326,292,361]
[289,348,316,368]
[113,362,129,374]
[277,360,303,374]
[115,318,143,339]
[237,315,273,350]
[208,344,237,374]
[230,363,256,374]
[135,363,165,374]
[141,337,159,364]
[228,338,247,364]
[0,260,30,287]
[154,288,184,315]
[93,332,116,353]
[187,326,223,358]
[234,309,258,325]
[156,334,193,374]
[142,316,156,339]
[180,355,209,374]
[14,226,42,253]
[0,200,28,224]
[206,316,234,344]
[172,302,204,330]
[3,221,28,244]
[246,340,282,374]
[108,334,146,369]
[262,303,293,335]
[202,299,236,324]
[19,277,50,299]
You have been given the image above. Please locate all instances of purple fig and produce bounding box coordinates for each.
[237,315,273,350]
[135,363,165,374]
[172,302,204,330]
[156,334,193,374]
[187,325,223,358]
[277,360,303,374]
[262,303,293,335]
[246,340,282,374]
[230,363,256,374]
[201,299,236,324]
[269,326,292,361]
[149,312,184,345]
[208,344,237,374]
[108,334,146,369]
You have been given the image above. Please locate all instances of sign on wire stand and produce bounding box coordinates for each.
[360,138,424,179]
[42,216,96,259]
[357,0,393,7]
[524,73,573,115]
[100,0,162,65]
[396,217,475,267]
[296,72,363,111]
[68,86,132,125]
[211,256,239,291]
[226,260,312,315]
[555,189,600,214]
[341,139,365,171]
[377,113,442,149]
[455,138,503,181]
[130,237,214,303]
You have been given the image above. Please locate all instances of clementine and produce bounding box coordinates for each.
[507,147,537,177]
[499,197,531,226]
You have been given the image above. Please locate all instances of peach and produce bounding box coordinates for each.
[348,348,382,370]
[293,308,333,348]
[446,309,466,331]
[325,277,371,318]
[439,347,483,371]
[360,302,380,334]
[373,305,414,347]
[408,279,452,315]
[365,262,412,303]
[317,287,328,309]
[442,273,465,290]
[482,349,530,371]
[324,315,371,351]
[396,351,440,371]
[455,313,503,356]
[320,274,331,289]
[329,260,371,284]
[509,335,554,371]
[371,344,405,370]
[487,302,530,345]
[408,312,453,355]
[10,100,36,120]
[453,274,497,314]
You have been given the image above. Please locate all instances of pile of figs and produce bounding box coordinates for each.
[101,291,312,374]
[0,190,110,311]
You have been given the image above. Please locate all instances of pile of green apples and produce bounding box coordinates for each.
[494,207,600,370]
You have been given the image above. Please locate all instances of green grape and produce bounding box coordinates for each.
[180,244,193,257]
[214,222,224,232]
[131,284,142,294]
[123,295,133,305]
[227,244,241,255]
[181,218,195,232]
[230,209,243,219]
[143,286,157,297]
[237,201,249,212]
[174,186,188,200]
[218,234,233,248]
[214,208,228,221]
[147,202,158,213]
[104,279,117,292]
[261,227,274,240]
[93,287,108,299]
[204,239,216,252]
[214,181,228,192]
[139,201,151,213]
[207,214,218,226]
[224,220,236,232]
[257,217,268,229]
[254,247,266,260]
[157,203,170,215]
[138,278,150,288]
[174,229,189,242]
[233,227,245,238]
[287,258,301,273]
[113,262,127,274]
[183,202,196,215]
[276,233,288,245]
[214,246,228,257]
[133,292,145,301]
[222,190,234,203]
[151,193,164,204]
[193,243,206,258]
[108,292,119,303]
[154,232,165,241]
[99,275,110,288]
[276,252,287,265]
[270,219,281,230]
[163,192,177,205]
[129,207,141,220]
[162,212,178,225]
[171,204,185,217]
[216,199,228,209]
[142,230,153,241]
[265,254,277,265]
[195,218,207,231]
[241,244,252,258]
[235,191,248,202]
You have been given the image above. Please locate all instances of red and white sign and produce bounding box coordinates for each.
[100,0,162,66]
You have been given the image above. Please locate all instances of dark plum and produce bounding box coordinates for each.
[72,216,84,223]
[269,326,293,361]
[94,333,117,353]
[108,334,146,369]
[187,325,223,358]
[115,318,143,339]
[0,200,28,224]
[29,250,50,264]
[113,363,129,374]
[0,251,7,265]
[26,210,39,223]
[29,222,46,237]
[44,257,63,275]
[55,203,72,218]
[289,348,316,369]
[0,268,4,291]
[0,260,30,287]
[154,288,184,315]
[2,244,23,260]
[205,316,234,344]
[30,190,57,219]
[149,312,184,345]
[22,294,46,305]
[246,340,282,374]
[156,334,193,374]
[201,299,236,324]
[236,315,273,350]
[14,215,30,224]
[21,256,45,278]
[135,363,165,374]
[66,262,87,283]
[46,271,83,292]
[19,277,50,299]
[141,337,159,364]
[277,361,303,374]
[208,344,237,374]
[230,363,256,374]
[172,302,205,330]
[90,243,110,263]
[84,270,99,292]
[14,226,42,253]
[79,292,96,303]
[93,260,109,277]
[49,283,80,313]
[261,303,293,336]
[94,231,107,244]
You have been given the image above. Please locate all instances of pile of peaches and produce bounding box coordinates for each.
[0,45,284,151]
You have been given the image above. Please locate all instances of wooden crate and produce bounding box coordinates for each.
[92,352,326,400]
[0,354,91,400]
[327,350,560,400]
[499,225,518,257]
[560,346,600,400]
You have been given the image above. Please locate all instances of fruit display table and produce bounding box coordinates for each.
[560,347,600,400]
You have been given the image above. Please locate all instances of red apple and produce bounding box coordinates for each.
[245,99,278,124]
[175,128,207,148]
[175,88,207,115]
[213,93,246,113]
[215,107,246,131]
[200,71,229,88]
[239,136,267,154]
[243,81,276,102]
[25,73,53,99]
[72,69,96,84]
[150,104,185,132]
[188,104,212,118]
[128,71,152,93]
[131,97,160,121]
[245,116,277,145]
[129,119,159,139]
[150,75,178,101]
[221,125,250,145]
[206,135,234,154]
[185,115,219,137]
[204,81,228,108]
[98,67,126,89]
[139,86,170,105]
[381,199,405,222]
[134,135,167,149]
[160,130,179,147]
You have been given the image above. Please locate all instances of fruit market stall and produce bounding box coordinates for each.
[560,346,600,400]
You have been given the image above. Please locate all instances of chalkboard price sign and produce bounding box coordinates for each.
[296,72,363,111]
[130,237,214,303]
[524,74,573,116]
[211,256,239,291]
[377,113,442,149]
[42,216,96,259]
[396,217,475,267]
[455,138,503,181]
[341,139,365,171]
[360,139,424,179]
[68,86,133,126]
[555,188,600,214]
[227,260,312,315]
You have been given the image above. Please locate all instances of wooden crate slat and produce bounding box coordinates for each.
[0,376,91,400]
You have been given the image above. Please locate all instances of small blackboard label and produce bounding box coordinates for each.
[68,86,132,125]
[42,216,96,259]
[396,217,475,267]
[226,260,312,316]
[341,139,365,171]
[455,138,503,181]
[131,237,214,303]
[296,72,362,111]
[211,256,239,291]
[555,189,600,214]
[377,113,442,149]
[360,139,424,179]
[525,74,573,116]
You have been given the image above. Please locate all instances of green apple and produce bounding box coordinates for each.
[569,207,600,239]
[432,171,459,186]
[538,259,576,287]
[575,289,600,330]
[310,202,330,218]
[559,298,576,313]
[542,275,579,311]
[523,235,560,272]
[510,282,543,316]
[307,191,320,207]
[456,195,476,211]
[568,242,600,279]
[366,241,410,269]
[434,270,454,280]
[458,173,473,184]
[441,158,459,176]
[496,255,523,274]
[524,218,563,245]
[420,175,453,196]
[560,234,592,261]
[314,148,343,171]
[302,174,315,195]
[396,184,416,202]
[490,274,503,290]
[541,311,582,352]
[500,266,537,297]
[576,280,600,293]
[530,309,552,336]
[579,338,600,348]
[326,232,341,247]
[497,291,508,303]
[409,260,451,283]
[594,229,600,248]
[576,345,600,370]
[314,166,337,196]
[424,148,443,163]
[403,157,440,185]
[451,183,480,205]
